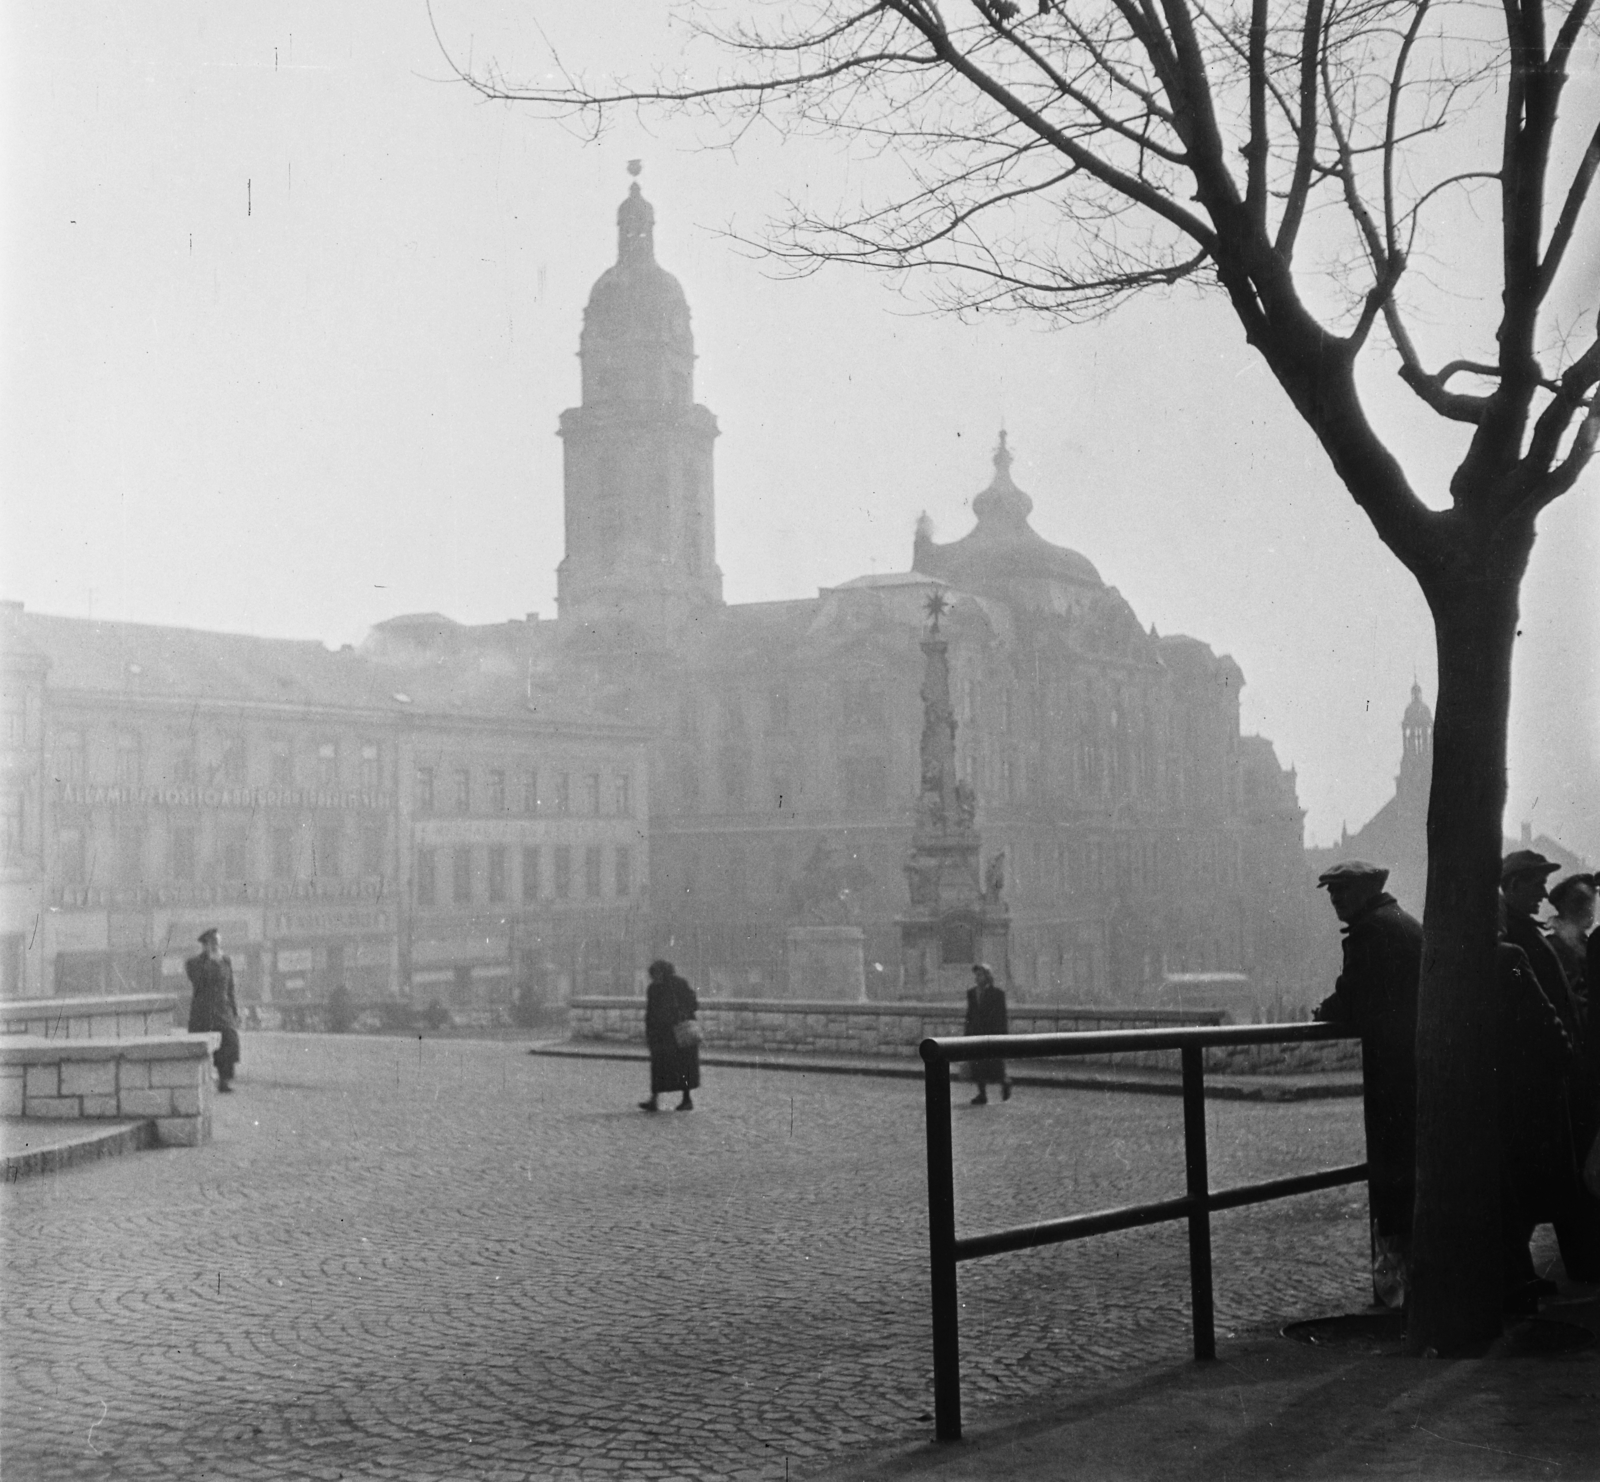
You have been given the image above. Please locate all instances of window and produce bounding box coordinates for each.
[555,773,571,816]
[452,846,472,904]
[613,773,632,817]
[453,767,471,815]
[221,734,247,786]
[520,769,538,815]
[487,846,507,903]
[317,741,338,788]
[842,756,887,812]
[615,846,632,899]
[56,730,85,784]
[360,743,380,792]
[721,751,749,810]
[271,739,294,786]
[415,848,437,908]
[360,824,384,878]
[521,846,540,903]
[2,700,23,747]
[58,827,86,885]
[170,742,196,787]
[488,769,507,813]
[553,845,572,899]
[271,826,296,881]
[222,824,249,880]
[115,823,144,883]
[170,825,196,883]
[585,845,602,898]
[840,680,885,732]
[2,791,24,866]
[115,732,142,788]
[316,822,341,878]
[415,766,435,813]
[584,773,601,816]
[678,763,700,810]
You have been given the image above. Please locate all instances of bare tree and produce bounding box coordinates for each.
[439,0,1600,1353]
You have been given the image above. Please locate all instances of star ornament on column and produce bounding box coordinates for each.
[925,591,951,632]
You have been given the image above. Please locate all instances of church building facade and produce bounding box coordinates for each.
[531,177,1317,1005]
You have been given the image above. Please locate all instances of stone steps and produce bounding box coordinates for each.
[1,1116,156,1182]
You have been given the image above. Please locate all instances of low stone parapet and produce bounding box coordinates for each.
[567,997,1229,1070]
[0,993,180,1040]
[0,1035,213,1147]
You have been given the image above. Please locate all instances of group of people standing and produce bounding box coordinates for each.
[1314,851,1600,1313]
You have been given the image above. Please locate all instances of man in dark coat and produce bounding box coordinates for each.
[1495,937,1581,1306]
[186,927,241,1092]
[1500,850,1600,1280]
[640,958,699,1113]
[1312,861,1421,1307]
[964,963,1011,1106]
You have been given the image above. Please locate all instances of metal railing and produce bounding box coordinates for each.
[920,1021,1365,1441]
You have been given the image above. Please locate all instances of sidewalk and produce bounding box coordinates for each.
[528,1038,1363,1101]
[809,1277,1600,1480]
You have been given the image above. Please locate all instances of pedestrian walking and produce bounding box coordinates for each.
[640,959,700,1113]
[1311,861,1420,1308]
[964,963,1011,1105]
[185,927,241,1093]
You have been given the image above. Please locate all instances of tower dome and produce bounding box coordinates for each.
[579,173,695,406]
[556,166,722,635]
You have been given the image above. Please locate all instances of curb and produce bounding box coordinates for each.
[525,1043,1362,1101]
[2,1119,157,1182]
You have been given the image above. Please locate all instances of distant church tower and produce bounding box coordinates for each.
[1398,680,1433,798]
[557,163,724,635]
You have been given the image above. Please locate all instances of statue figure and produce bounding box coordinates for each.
[953,780,977,830]
[984,849,1006,904]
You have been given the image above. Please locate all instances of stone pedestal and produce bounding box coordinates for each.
[784,926,867,1002]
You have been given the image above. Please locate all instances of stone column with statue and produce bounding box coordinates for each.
[897,591,1009,1000]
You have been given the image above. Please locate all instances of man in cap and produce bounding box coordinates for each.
[1501,850,1581,1041]
[185,928,241,1093]
[1313,861,1422,1307]
[1501,851,1600,1282]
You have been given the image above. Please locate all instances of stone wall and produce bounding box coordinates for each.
[0,1035,214,1146]
[1,993,179,1040]
[568,997,1231,1070]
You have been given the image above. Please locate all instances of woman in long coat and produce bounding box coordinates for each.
[641,959,700,1112]
[964,963,1011,1105]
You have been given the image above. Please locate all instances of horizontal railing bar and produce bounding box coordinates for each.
[951,1162,1369,1263]
[955,1195,1196,1261]
[920,1022,1355,1064]
[1208,1162,1368,1211]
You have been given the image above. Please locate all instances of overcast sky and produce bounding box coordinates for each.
[3,3,1596,858]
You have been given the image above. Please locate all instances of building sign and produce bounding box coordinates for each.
[54,783,392,811]
[277,949,315,973]
[270,905,392,938]
[412,934,510,967]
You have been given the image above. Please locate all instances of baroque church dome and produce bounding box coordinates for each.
[914,433,1104,595]
[579,176,695,405]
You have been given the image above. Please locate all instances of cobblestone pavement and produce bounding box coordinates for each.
[2,1034,1369,1480]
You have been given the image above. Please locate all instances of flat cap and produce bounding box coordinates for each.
[197,926,219,943]
[1501,849,1558,881]
[1316,861,1389,888]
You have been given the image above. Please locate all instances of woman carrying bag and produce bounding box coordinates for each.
[641,958,701,1112]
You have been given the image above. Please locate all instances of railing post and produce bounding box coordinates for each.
[923,1044,962,1441]
[1181,1044,1216,1361]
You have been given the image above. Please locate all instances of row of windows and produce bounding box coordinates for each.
[52,731,384,791]
[414,844,633,907]
[55,819,390,887]
[414,766,632,818]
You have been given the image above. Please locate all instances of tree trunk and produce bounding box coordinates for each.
[1406,578,1521,1353]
